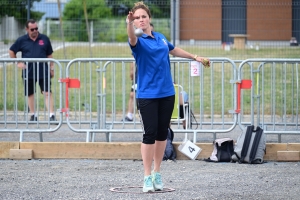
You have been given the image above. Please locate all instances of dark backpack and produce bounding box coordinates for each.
[204,138,234,162]
[163,128,176,161]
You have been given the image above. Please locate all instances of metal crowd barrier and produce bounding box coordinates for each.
[63,58,146,142]
[0,58,63,141]
[1,58,299,142]
[238,59,300,142]
[62,58,239,142]
[170,58,239,141]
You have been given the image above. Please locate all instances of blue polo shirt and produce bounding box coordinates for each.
[10,33,53,79]
[129,31,175,98]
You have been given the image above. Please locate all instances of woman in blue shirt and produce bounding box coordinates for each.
[127,1,210,193]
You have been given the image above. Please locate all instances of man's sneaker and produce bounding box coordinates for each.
[152,171,164,191]
[143,175,154,193]
[30,115,37,121]
[124,116,133,122]
[50,115,59,125]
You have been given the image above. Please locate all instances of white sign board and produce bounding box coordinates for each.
[190,61,200,76]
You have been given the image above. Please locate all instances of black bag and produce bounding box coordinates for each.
[163,128,176,161]
[205,138,234,162]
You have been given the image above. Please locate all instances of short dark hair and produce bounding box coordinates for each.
[26,19,36,28]
[150,23,154,28]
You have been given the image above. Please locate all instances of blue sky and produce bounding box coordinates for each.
[32,0,69,21]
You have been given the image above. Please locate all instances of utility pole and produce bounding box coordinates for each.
[172,0,176,81]
[27,0,31,20]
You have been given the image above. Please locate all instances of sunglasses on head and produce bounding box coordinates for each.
[30,27,38,32]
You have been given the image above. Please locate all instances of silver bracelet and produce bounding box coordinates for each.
[127,20,134,25]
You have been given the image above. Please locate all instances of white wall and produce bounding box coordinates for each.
[0,16,24,42]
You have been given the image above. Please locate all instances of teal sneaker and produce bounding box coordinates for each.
[151,171,164,191]
[143,175,154,193]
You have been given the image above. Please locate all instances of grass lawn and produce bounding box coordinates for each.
[53,44,300,60]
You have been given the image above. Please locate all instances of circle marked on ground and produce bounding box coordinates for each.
[110,186,175,194]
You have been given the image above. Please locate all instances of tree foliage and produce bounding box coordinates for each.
[62,0,113,41]
[107,0,170,18]
[62,0,170,42]
[0,0,44,24]
[63,0,170,20]
[63,0,112,20]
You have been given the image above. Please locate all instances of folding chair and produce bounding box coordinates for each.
[170,84,189,129]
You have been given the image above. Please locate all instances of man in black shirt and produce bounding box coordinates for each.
[9,19,56,122]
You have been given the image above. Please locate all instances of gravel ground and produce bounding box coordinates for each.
[1,118,300,199]
[0,159,300,200]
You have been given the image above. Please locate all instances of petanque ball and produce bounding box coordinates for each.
[134,28,143,37]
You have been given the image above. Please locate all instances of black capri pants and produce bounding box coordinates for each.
[137,95,175,144]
